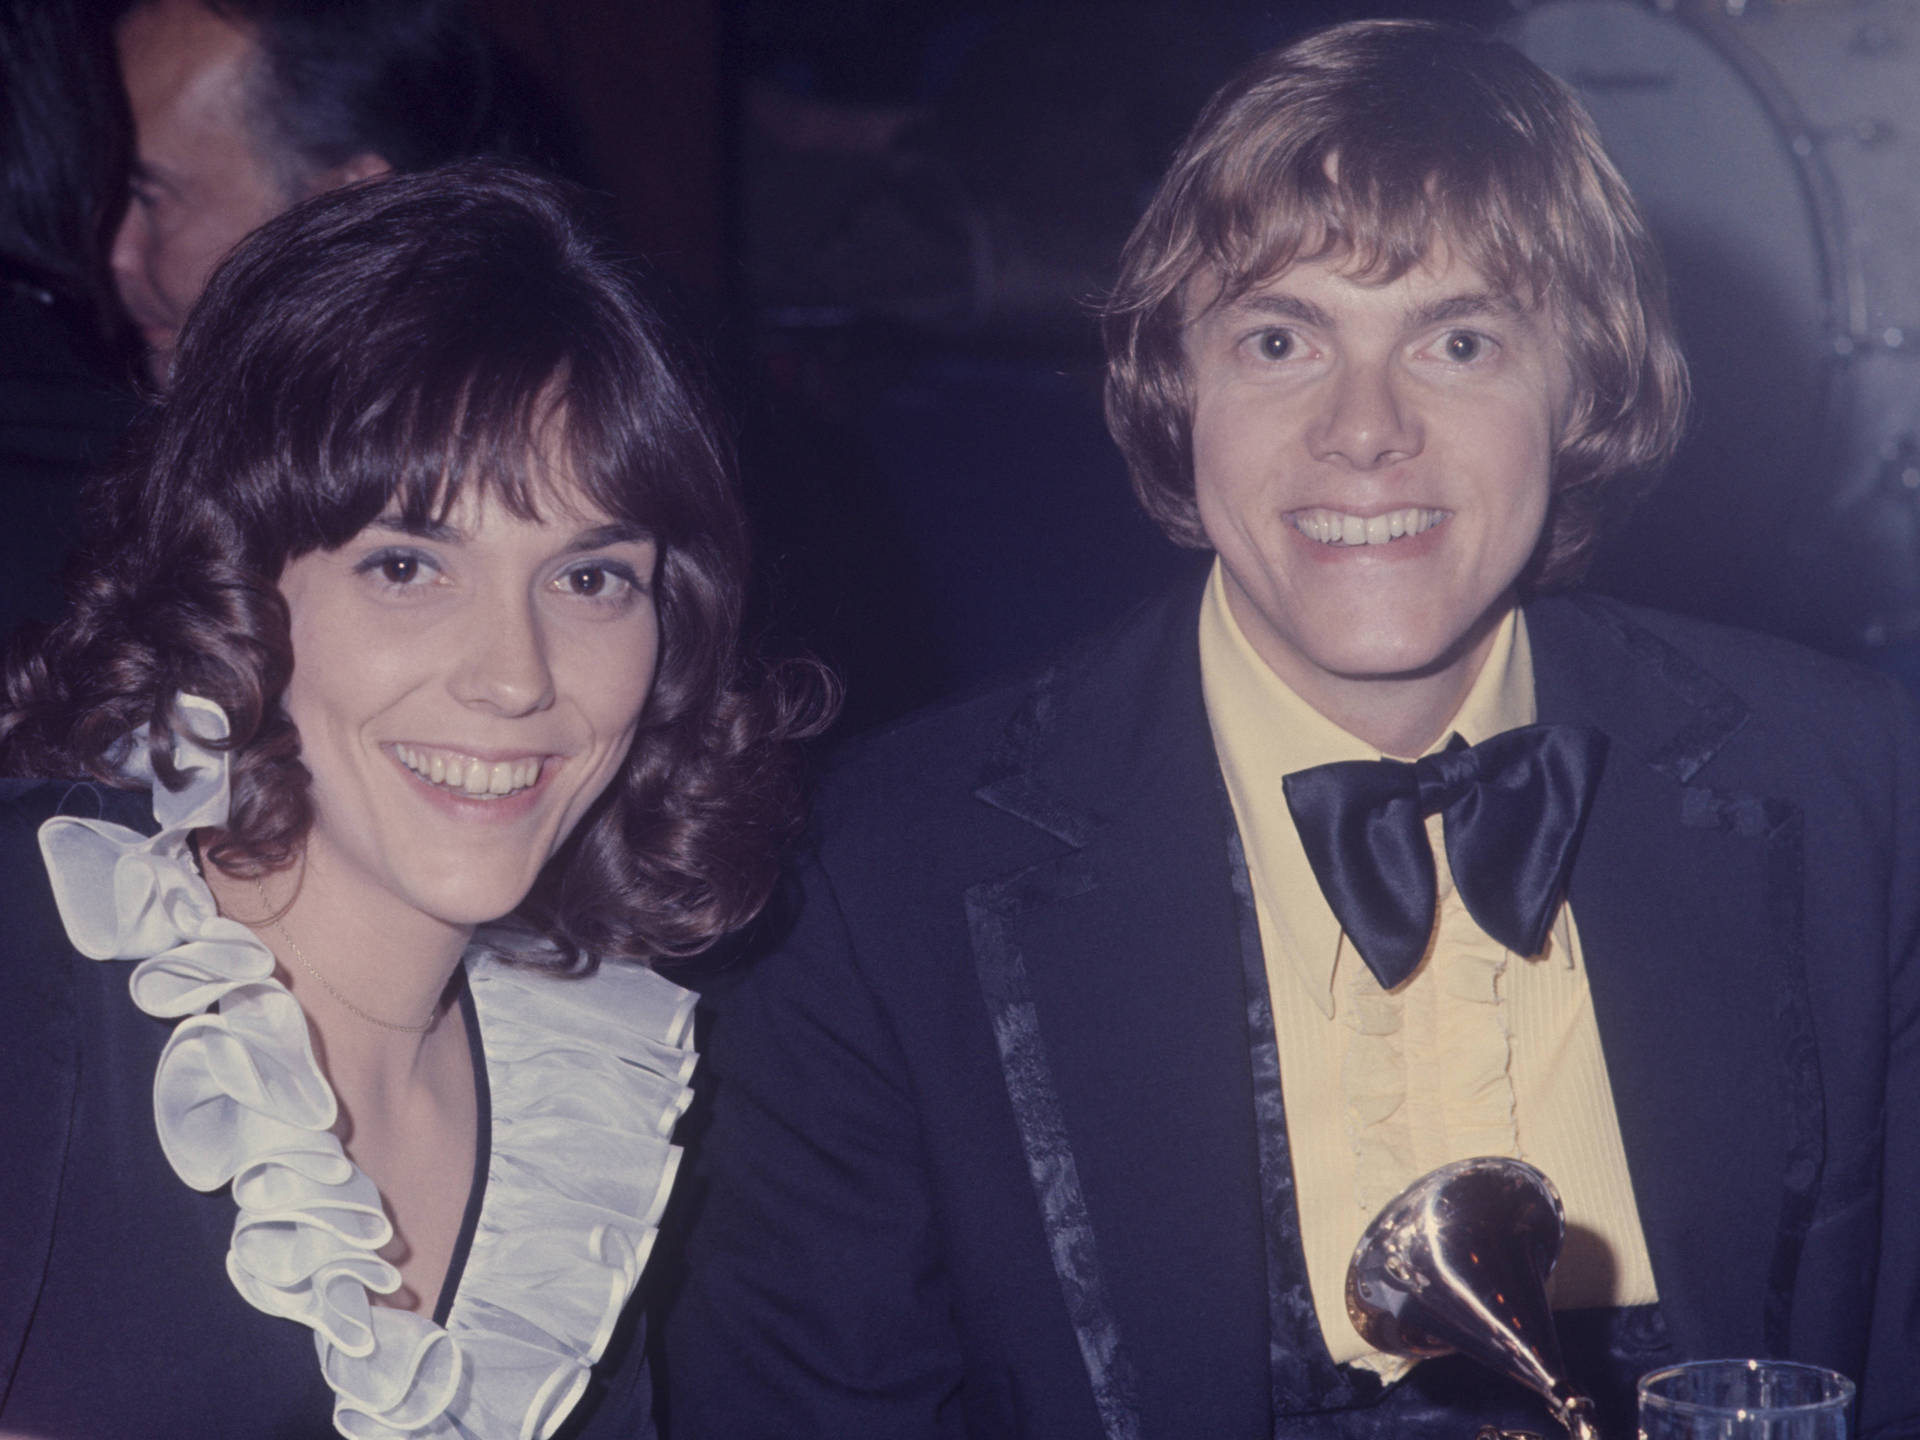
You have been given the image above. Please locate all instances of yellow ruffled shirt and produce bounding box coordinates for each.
[1196,561,1657,1377]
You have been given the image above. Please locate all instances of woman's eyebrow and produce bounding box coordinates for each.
[369,515,460,541]
[362,517,651,548]
[564,521,652,551]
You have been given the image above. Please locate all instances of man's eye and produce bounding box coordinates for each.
[1442,331,1484,362]
[1255,330,1294,361]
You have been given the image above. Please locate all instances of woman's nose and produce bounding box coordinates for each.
[448,594,556,716]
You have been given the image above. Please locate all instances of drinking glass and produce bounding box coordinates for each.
[1638,1359,1853,1440]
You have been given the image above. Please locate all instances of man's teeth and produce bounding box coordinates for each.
[1292,506,1446,546]
[393,745,542,797]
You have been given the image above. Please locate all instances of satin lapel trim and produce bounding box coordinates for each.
[966,855,1143,1440]
[1532,595,1821,1360]
[1225,824,1381,1417]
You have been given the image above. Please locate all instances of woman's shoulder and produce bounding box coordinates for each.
[0,779,160,1036]
[0,783,169,1409]
[0,777,153,841]
[0,781,157,1032]
[0,777,132,929]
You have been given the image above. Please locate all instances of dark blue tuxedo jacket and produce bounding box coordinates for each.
[665,580,1920,1439]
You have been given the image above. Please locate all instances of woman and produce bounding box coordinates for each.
[0,161,824,1439]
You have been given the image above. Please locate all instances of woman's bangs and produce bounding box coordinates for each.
[314,346,656,544]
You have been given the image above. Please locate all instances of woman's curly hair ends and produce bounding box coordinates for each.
[1101,20,1690,592]
[0,159,834,966]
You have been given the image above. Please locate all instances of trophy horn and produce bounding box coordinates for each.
[1345,1157,1601,1440]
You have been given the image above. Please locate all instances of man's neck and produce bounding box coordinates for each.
[1303,677,1477,758]
[1239,599,1514,758]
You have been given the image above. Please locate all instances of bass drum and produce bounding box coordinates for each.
[1509,0,1920,652]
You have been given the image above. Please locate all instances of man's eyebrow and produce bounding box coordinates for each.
[1222,292,1336,328]
[1218,287,1528,332]
[1404,290,1526,329]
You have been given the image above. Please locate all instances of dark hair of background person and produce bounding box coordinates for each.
[0,0,139,647]
[1101,18,1691,592]
[0,159,833,968]
[0,0,131,357]
[201,0,570,188]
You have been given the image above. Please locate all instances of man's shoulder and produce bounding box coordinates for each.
[824,675,1033,804]
[806,574,1211,880]
[1555,591,1854,672]
[827,578,1205,792]
[1535,591,1901,709]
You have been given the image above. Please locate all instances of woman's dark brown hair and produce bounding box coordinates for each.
[1102,19,1690,591]
[0,159,830,965]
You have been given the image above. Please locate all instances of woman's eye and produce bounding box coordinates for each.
[1441,331,1485,362]
[353,548,433,588]
[560,562,634,600]
[1254,329,1294,361]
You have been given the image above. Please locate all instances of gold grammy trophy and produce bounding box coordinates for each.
[1345,1157,1602,1440]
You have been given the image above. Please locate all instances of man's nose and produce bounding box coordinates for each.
[1305,359,1422,470]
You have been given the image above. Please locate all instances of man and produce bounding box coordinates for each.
[110,0,507,383]
[666,21,1920,1439]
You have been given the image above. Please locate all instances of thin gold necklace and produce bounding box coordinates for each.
[255,879,439,1035]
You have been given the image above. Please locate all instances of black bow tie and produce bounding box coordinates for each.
[1280,724,1609,990]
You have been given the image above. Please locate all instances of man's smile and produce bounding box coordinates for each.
[1287,506,1450,547]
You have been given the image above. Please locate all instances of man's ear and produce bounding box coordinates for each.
[309,151,392,194]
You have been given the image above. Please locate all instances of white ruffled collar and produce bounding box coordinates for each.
[35,695,696,1440]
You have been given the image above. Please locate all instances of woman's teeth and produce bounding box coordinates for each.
[1292,506,1446,546]
[393,745,542,797]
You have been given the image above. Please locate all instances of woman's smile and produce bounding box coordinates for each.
[390,743,547,799]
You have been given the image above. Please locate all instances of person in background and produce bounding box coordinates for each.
[665,21,1920,1438]
[112,0,523,384]
[0,160,826,1440]
[0,0,138,635]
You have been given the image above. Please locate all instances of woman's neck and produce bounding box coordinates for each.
[197,832,485,1317]
[201,835,475,1097]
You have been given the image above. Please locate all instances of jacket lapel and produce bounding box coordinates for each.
[1530,594,1818,1362]
[966,579,1273,1440]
